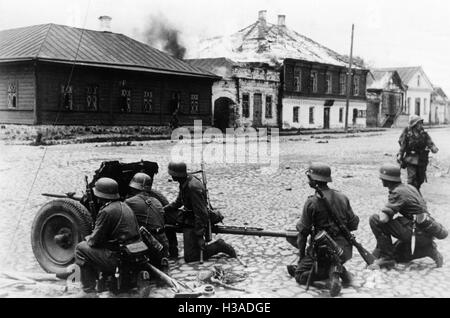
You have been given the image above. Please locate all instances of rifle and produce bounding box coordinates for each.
[314,185,376,266]
[85,176,97,220]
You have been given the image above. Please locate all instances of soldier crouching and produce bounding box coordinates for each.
[287,163,359,297]
[369,164,447,269]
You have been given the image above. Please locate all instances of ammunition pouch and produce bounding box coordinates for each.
[417,215,448,240]
[404,152,419,165]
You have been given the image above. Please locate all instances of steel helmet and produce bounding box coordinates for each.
[379,164,401,182]
[93,177,120,200]
[129,172,153,192]
[306,163,332,183]
[409,115,424,128]
[168,161,187,178]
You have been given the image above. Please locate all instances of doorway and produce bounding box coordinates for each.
[415,98,421,116]
[323,107,330,129]
[253,93,262,127]
[213,97,234,132]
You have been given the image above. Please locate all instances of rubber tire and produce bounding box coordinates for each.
[31,198,93,276]
[148,189,169,206]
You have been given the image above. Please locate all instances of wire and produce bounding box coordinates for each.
[5,0,92,268]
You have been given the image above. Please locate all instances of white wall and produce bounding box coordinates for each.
[404,70,433,124]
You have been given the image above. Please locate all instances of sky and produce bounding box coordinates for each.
[1,0,450,94]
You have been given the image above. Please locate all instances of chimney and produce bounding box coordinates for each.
[98,15,112,32]
[278,15,286,27]
[258,10,267,39]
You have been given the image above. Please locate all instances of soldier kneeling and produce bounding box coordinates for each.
[287,163,360,297]
[369,164,447,269]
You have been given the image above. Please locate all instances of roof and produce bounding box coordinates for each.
[367,70,405,91]
[185,57,236,78]
[375,66,422,85]
[188,17,365,69]
[0,24,219,79]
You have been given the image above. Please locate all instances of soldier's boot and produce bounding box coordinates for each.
[427,243,444,268]
[328,268,342,297]
[294,271,311,285]
[206,239,237,258]
[340,267,354,288]
[286,265,297,278]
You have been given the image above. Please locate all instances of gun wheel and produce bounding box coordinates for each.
[31,198,93,276]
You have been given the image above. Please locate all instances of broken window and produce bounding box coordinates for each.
[190,93,199,113]
[294,68,301,92]
[293,107,299,123]
[7,81,18,109]
[265,95,273,118]
[242,94,250,118]
[86,85,99,111]
[309,107,314,124]
[340,73,346,95]
[311,71,318,93]
[326,72,332,94]
[353,75,360,96]
[61,84,73,110]
[143,90,153,112]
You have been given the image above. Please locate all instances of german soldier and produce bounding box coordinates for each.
[125,172,169,272]
[287,163,359,297]
[397,115,439,192]
[74,178,141,296]
[369,164,446,269]
[163,161,236,263]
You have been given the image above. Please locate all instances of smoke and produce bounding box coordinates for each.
[143,14,186,60]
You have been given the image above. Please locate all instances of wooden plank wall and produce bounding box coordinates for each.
[0,62,35,124]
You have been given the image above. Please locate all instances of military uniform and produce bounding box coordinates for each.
[398,123,438,191]
[370,182,442,264]
[126,193,169,261]
[294,187,359,284]
[75,200,140,292]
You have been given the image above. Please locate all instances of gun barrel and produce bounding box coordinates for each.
[41,193,82,201]
[213,226,297,238]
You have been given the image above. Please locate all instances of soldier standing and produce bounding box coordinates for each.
[74,178,141,296]
[287,163,359,297]
[397,115,439,192]
[125,172,169,272]
[163,161,237,263]
[369,164,446,269]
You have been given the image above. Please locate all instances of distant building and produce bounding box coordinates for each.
[186,58,279,130]
[376,66,434,124]
[366,70,407,127]
[0,23,218,126]
[189,10,369,130]
[431,87,448,124]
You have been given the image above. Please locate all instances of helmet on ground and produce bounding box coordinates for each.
[129,172,153,192]
[409,115,424,128]
[379,164,401,182]
[168,161,187,178]
[306,163,332,183]
[93,177,120,200]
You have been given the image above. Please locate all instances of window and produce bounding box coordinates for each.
[120,88,131,112]
[61,84,73,110]
[339,107,344,123]
[309,107,314,124]
[417,75,421,87]
[294,68,301,92]
[242,94,250,118]
[340,74,346,95]
[143,90,153,112]
[7,81,17,109]
[407,97,411,114]
[190,93,199,113]
[86,85,99,111]
[353,75,360,96]
[358,110,367,117]
[293,107,299,123]
[311,71,318,93]
[265,95,273,118]
[170,92,181,114]
[326,72,332,94]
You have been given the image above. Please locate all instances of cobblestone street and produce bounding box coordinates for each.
[0,127,450,298]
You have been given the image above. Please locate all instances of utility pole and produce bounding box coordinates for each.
[344,24,355,132]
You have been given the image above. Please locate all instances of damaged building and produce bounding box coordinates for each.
[188,10,369,130]
[0,19,218,126]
